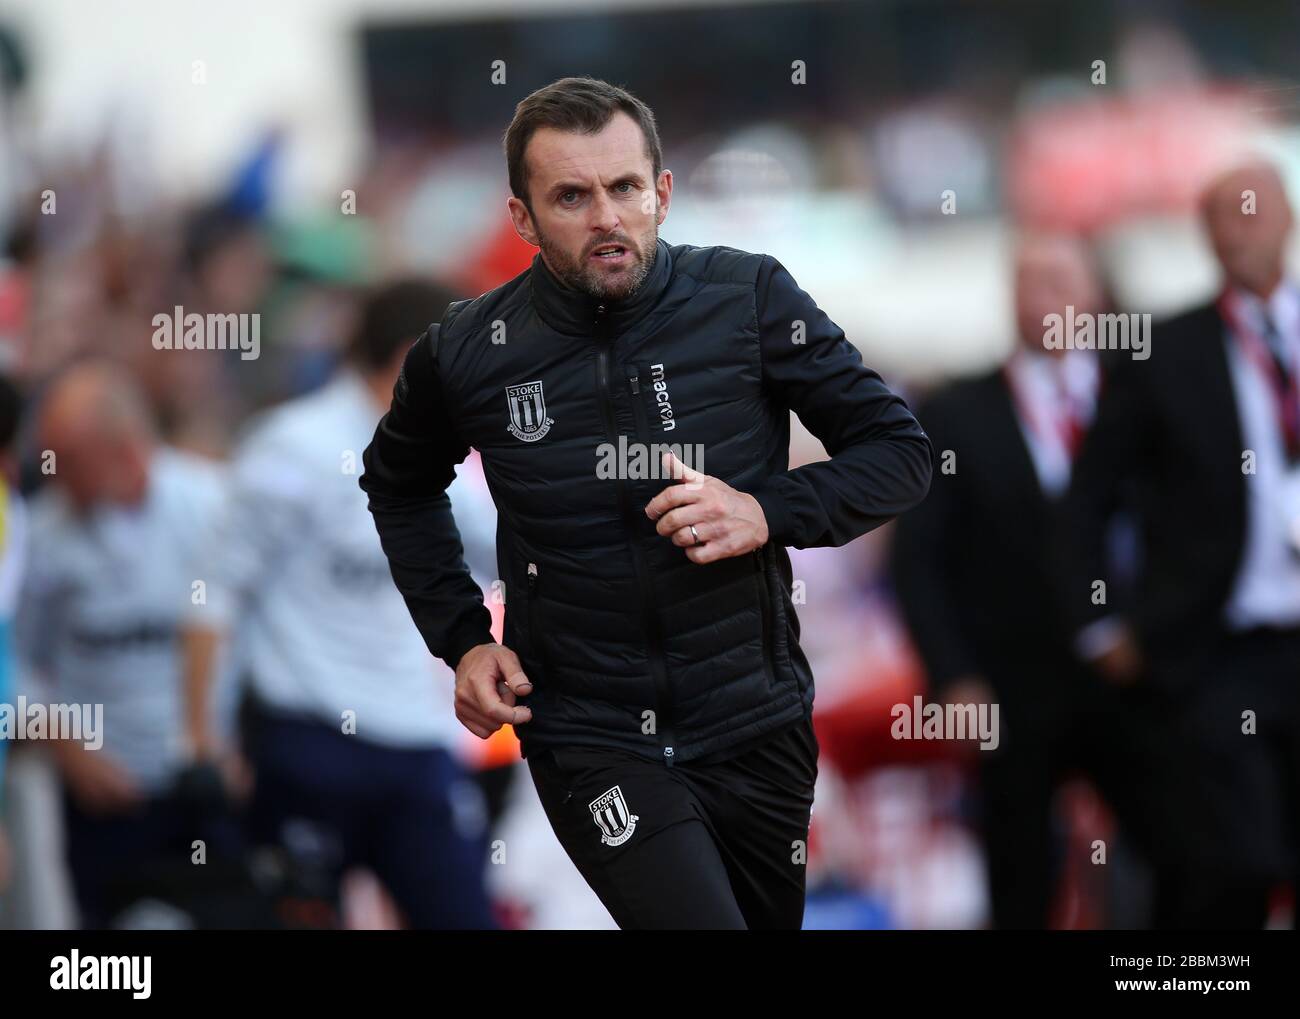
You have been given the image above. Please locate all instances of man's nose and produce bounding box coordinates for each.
[589,190,621,235]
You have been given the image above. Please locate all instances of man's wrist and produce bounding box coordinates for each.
[447,625,497,672]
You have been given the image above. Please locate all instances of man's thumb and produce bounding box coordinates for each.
[661,449,702,484]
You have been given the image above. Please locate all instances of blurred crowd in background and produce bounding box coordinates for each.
[0,0,1298,929]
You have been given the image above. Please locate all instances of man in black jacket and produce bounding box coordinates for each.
[1063,160,1300,927]
[359,77,931,929]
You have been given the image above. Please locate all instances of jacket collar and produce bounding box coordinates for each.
[528,236,672,336]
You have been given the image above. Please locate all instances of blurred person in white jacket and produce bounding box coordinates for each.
[182,280,500,929]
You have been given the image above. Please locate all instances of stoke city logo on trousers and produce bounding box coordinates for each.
[506,380,554,442]
[589,785,639,846]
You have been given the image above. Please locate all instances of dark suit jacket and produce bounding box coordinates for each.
[890,368,1080,696]
[1061,301,1247,665]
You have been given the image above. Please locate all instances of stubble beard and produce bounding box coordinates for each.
[537,219,658,303]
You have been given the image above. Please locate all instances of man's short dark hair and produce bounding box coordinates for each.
[347,279,460,372]
[503,76,663,212]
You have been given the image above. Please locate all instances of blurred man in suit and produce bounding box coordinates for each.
[893,233,1163,928]
[1064,161,1300,927]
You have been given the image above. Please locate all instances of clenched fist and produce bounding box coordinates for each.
[455,642,534,738]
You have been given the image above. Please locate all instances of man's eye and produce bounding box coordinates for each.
[560,191,579,204]
[615,182,634,194]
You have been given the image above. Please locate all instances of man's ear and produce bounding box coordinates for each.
[507,196,540,248]
[655,169,673,226]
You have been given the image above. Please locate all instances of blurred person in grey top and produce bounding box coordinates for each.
[182,281,499,929]
[18,362,238,926]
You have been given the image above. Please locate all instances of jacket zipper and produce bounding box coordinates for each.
[625,364,655,446]
[593,310,677,767]
[753,547,779,688]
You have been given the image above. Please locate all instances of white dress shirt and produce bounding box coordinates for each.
[1004,345,1100,499]
[1222,280,1300,630]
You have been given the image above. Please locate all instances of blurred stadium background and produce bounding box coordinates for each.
[0,0,1297,929]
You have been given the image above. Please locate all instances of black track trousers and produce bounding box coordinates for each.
[526,714,819,930]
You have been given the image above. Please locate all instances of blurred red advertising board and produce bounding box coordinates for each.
[1007,88,1261,231]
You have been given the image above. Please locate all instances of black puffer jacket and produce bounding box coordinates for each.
[360,238,931,765]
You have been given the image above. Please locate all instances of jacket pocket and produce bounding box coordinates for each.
[523,560,552,685]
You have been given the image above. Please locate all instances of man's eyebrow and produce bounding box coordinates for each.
[547,181,588,196]
[547,171,648,196]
